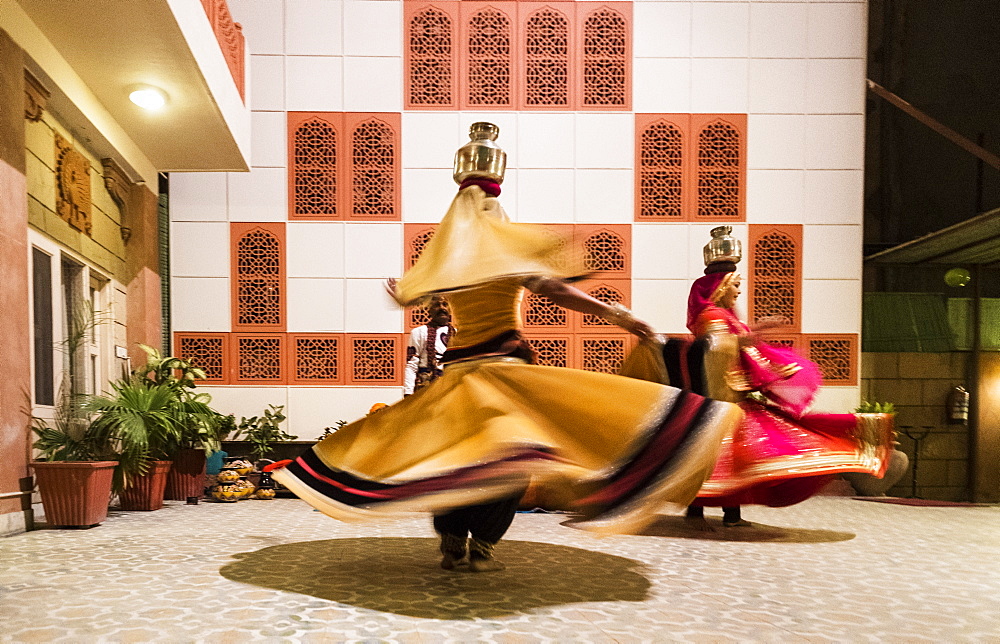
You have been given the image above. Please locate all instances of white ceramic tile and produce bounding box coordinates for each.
[632,279,692,335]
[229,0,284,55]
[171,277,230,331]
[810,386,861,415]
[802,170,863,224]
[198,386,288,420]
[170,222,230,278]
[287,278,345,331]
[801,279,861,333]
[251,111,288,168]
[457,113,519,168]
[401,168,460,222]
[495,168,518,218]
[169,172,228,222]
[749,3,808,58]
[691,58,748,113]
[227,167,287,221]
[634,2,691,58]
[343,1,402,57]
[250,55,285,111]
[287,387,403,437]
[287,222,345,277]
[806,58,866,114]
[805,115,864,169]
[574,114,633,169]
[573,170,633,223]
[748,59,807,114]
[633,58,691,113]
[343,57,403,112]
[343,278,403,332]
[401,113,462,169]
[285,0,343,55]
[688,223,747,279]
[343,223,402,278]
[808,2,866,58]
[285,56,343,111]
[691,2,749,57]
[516,169,575,223]
[746,170,804,224]
[518,113,576,168]
[802,224,862,280]
[747,114,805,170]
[632,223,690,280]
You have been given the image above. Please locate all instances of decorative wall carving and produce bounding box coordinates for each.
[232,223,285,331]
[200,0,246,101]
[101,157,136,242]
[24,69,50,122]
[749,224,802,331]
[292,334,342,384]
[580,6,628,107]
[176,334,228,382]
[463,4,514,109]
[54,133,92,235]
[806,334,858,386]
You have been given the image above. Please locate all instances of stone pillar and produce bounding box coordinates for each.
[0,29,34,534]
[124,185,163,367]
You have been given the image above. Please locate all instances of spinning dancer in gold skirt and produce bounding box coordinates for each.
[268,123,742,572]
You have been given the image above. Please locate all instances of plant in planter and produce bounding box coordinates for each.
[843,401,908,496]
[231,405,296,463]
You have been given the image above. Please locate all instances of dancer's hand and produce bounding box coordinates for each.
[624,317,657,342]
[384,278,402,304]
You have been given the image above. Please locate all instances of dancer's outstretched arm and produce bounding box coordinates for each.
[526,277,655,341]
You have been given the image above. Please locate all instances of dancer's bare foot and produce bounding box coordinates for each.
[685,516,716,532]
[723,519,752,528]
[469,558,506,573]
[440,552,469,570]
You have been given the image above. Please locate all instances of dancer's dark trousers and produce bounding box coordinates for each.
[433,495,522,544]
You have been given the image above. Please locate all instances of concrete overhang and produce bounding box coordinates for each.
[865,207,1000,268]
[2,0,250,186]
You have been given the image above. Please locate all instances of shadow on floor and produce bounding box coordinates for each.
[220,537,650,619]
[628,515,856,543]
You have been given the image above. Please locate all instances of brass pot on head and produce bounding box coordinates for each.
[703,225,742,266]
[454,122,506,185]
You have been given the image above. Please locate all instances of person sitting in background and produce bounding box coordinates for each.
[403,296,454,396]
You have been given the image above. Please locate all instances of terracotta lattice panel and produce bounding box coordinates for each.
[691,114,746,221]
[523,333,574,368]
[346,334,404,386]
[762,333,803,353]
[519,2,574,110]
[635,114,688,221]
[175,333,229,384]
[460,2,518,110]
[290,334,344,385]
[579,334,632,374]
[404,224,439,268]
[288,113,400,221]
[232,334,286,384]
[576,224,631,277]
[576,278,631,332]
[522,291,570,330]
[576,3,631,110]
[805,334,858,386]
[231,223,285,332]
[405,2,460,110]
[748,224,802,332]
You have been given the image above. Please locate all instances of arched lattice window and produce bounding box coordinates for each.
[407,227,436,268]
[696,120,741,220]
[523,7,570,108]
[581,7,627,107]
[638,119,684,220]
[465,6,513,108]
[581,337,627,374]
[351,119,396,219]
[750,226,801,330]
[292,117,338,218]
[233,224,284,330]
[408,7,455,107]
[524,292,568,328]
[581,283,624,328]
[582,228,627,275]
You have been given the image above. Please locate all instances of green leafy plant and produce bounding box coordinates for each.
[855,401,896,414]
[317,420,347,440]
[232,405,296,461]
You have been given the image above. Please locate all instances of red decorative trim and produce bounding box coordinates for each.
[748,224,803,333]
[232,333,287,384]
[345,334,404,386]
[804,333,858,386]
[404,2,460,110]
[231,223,286,332]
[290,333,344,385]
[201,0,246,102]
[175,333,229,384]
[576,3,631,111]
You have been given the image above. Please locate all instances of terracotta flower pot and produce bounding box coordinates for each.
[164,448,207,500]
[119,460,172,511]
[31,461,116,527]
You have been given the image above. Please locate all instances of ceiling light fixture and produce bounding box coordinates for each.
[129,86,168,111]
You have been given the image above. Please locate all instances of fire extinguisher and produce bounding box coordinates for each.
[948,385,969,424]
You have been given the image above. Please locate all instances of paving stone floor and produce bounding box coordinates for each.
[1,496,998,643]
